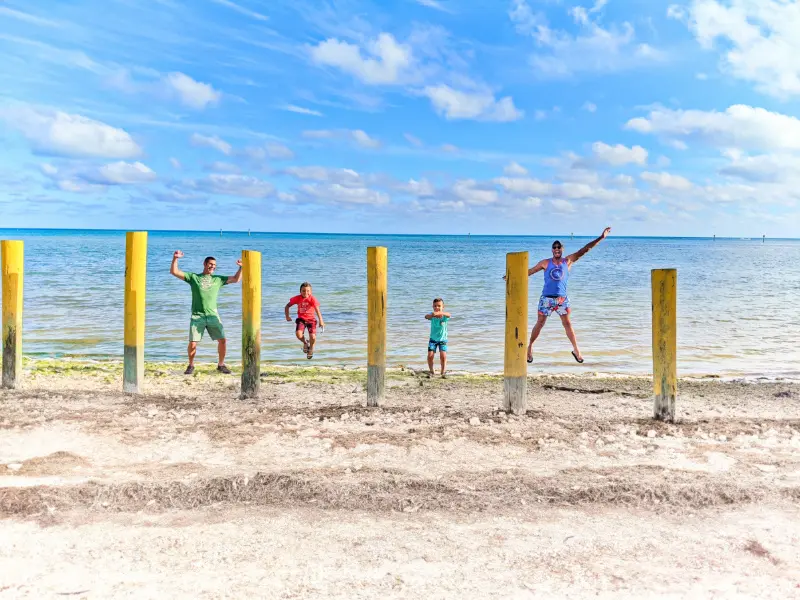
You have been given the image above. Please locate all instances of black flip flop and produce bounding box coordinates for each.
[571,351,584,364]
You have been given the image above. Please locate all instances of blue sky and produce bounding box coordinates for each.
[2,0,800,236]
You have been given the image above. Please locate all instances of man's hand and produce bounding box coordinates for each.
[601,227,612,239]
[236,259,243,267]
[173,250,184,259]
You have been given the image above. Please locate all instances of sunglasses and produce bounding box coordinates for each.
[552,245,562,249]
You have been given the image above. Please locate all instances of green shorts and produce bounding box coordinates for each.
[190,314,226,342]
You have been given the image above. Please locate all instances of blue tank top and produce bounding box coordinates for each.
[541,259,568,297]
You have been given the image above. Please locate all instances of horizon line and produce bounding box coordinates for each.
[0,227,793,241]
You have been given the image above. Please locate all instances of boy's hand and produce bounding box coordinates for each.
[285,316,292,322]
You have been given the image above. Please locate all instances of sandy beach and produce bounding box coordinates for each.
[1,361,800,598]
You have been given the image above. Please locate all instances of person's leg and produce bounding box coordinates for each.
[559,314,582,361]
[295,319,308,352]
[440,350,447,377]
[427,348,435,376]
[187,342,197,365]
[306,321,317,358]
[528,313,548,361]
[217,338,227,366]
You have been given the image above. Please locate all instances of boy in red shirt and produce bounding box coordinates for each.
[285,281,325,359]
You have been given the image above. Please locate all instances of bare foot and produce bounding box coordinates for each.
[527,346,533,363]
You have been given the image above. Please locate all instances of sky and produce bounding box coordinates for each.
[2,0,800,236]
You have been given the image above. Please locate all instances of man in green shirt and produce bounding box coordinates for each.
[170,251,242,375]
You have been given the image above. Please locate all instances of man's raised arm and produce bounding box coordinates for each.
[225,259,243,285]
[170,250,185,280]
[567,227,611,265]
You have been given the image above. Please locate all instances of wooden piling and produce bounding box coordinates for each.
[1,240,23,389]
[367,246,387,407]
[123,232,147,395]
[504,251,528,414]
[652,268,677,421]
[240,249,261,399]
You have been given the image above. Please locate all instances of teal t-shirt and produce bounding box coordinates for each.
[429,315,449,341]
[184,272,228,316]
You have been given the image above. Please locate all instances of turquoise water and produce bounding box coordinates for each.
[2,229,799,378]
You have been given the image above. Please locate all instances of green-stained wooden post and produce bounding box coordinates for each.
[240,250,261,399]
[2,240,23,389]
[123,232,147,394]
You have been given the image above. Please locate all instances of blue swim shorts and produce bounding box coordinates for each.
[428,338,448,353]
[538,295,571,317]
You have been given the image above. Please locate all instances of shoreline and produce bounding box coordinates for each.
[15,356,800,385]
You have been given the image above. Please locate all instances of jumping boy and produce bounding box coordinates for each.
[425,298,450,378]
[285,282,325,359]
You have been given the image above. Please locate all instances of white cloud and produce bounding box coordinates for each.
[284,105,323,117]
[91,161,157,185]
[416,0,453,12]
[684,0,800,98]
[494,176,552,196]
[504,161,529,176]
[162,72,222,110]
[40,161,156,189]
[110,70,222,110]
[205,161,242,174]
[301,129,381,148]
[640,171,694,191]
[719,152,800,183]
[190,133,232,155]
[170,157,182,170]
[451,179,499,205]
[404,133,424,147]
[399,178,436,197]
[625,105,800,151]
[282,166,363,186]
[210,0,269,22]
[265,143,295,160]
[310,33,413,85]
[193,174,275,198]
[351,129,381,149]
[510,1,665,78]
[582,101,598,113]
[441,143,459,153]
[592,142,648,166]
[0,105,142,159]
[423,84,524,122]
[551,199,576,213]
[297,183,390,206]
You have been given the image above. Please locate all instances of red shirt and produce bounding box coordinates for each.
[288,295,319,321]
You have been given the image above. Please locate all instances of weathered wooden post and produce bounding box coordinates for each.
[367,246,387,407]
[240,249,261,399]
[504,251,528,414]
[652,268,677,421]
[123,232,147,395]
[1,240,23,389]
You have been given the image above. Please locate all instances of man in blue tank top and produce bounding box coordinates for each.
[526,227,611,364]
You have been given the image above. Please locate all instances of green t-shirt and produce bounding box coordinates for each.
[429,315,449,341]
[184,272,229,316]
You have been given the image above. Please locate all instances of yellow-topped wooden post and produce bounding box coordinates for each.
[652,268,677,421]
[504,251,528,414]
[241,249,261,399]
[123,232,147,395]
[2,240,23,389]
[367,246,387,407]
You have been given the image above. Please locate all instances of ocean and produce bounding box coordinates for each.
[1,229,799,378]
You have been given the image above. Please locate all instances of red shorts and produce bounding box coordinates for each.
[296,318,317,335]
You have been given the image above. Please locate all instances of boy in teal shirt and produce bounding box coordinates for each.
[425,297,451,378]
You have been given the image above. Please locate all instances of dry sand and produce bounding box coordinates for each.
[1,362,800,599]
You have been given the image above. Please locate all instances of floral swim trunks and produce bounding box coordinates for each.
[538,295,571,317]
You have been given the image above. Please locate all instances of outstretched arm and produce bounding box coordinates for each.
[170,250,185,280]
[425,313,433,320]
[225,259,243,285]
[528,259,548,277]
[567,227,611,265]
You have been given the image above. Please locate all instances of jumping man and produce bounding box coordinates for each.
[526,227,611,364]
[171,251,242,375]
